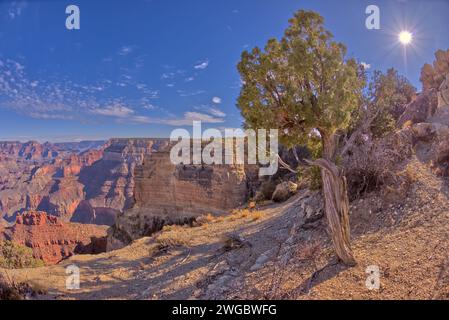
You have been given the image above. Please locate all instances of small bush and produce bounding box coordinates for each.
[0,273,46,300]
[0,241,44,269]
[194,213,215,226]
[298,165,322,191]
[222,233,250,251]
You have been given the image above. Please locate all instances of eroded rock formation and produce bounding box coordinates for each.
[0,139,168,226]
[108,148,248,250]
[1,211,107,265]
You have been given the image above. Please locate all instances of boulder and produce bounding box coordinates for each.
[300,191,324,224]
[271,181,298,203]
[411,123,436,140]
[398,91,437,127]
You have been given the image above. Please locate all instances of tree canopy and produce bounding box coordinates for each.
[237,10,365,151]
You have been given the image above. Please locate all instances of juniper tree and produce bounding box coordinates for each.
[237,10,365,265]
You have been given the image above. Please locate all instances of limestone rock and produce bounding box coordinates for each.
[271,181,298,203]
[107,149,248,250]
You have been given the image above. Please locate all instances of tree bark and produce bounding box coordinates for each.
[311,133,356,266]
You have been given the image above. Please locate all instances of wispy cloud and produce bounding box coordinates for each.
[0,57,224,128]
[110,111,225,126]
[177,89,206,97]
[90,104,135,117]
[194,59,209,70]
[157,111,225,126]
[194,105,226,118]
[0,58,159,122]
[8,1,27,19]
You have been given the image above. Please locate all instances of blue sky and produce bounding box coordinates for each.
[0,0,448,142]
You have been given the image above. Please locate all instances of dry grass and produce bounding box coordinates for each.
[251,210,265,221]
[194,213,215,226]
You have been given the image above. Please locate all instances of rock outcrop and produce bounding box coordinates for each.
[397,90,438,127]
[437,74,449,109]
[0,211,107,265]
[108,148,248,250]
[272,181,298,202]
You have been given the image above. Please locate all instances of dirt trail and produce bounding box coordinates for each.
[2,158,448,300]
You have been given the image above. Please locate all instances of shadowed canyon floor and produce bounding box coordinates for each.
[4,157,448,300]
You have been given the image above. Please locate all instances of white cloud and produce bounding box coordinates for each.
[185,76,195,82]
[111,111,225,126]
[207,107,226,117]
[361,62,371,70]
[212,96,222,104]
[118,46,135,56]
[90,104,135,118]
[28,113,74,120]
[194,105,226,118]
[161,111,225,126]
[194,60,209,70]
[177,90,205,97]
[161,72,175,80]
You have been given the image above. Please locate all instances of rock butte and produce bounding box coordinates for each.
[1,211,107,265]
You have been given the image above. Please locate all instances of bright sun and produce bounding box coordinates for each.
[399,31,413,45]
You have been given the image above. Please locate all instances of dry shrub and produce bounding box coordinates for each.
[344,129,414,200]
[222,233,250,251]
[381,165,416,203]
[402,120,413,129]
[248,201,257,210]
[156,236,189,249]
[0,273,47,300]
[297,242,321,260]
[251,211,265,221]
[153,227,190,255]
[194,213,215,226]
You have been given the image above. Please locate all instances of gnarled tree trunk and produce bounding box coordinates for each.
[311,133,356,266]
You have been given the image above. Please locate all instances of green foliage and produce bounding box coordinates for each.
[297,165,322,191]
[367,68,416,137]
[0,241,44,269]
[237,10,365,148]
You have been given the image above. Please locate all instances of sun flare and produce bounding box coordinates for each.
[399,31,413,45]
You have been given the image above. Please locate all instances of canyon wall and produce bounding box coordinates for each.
[108,148,249,250]
[0,139,169,226]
